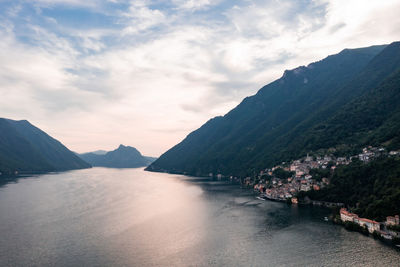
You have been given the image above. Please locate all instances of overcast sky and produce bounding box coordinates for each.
[0,0,399,156]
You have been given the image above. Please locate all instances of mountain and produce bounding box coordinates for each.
[90,150,108,155]
[147,41,400,177]
[79,145,156,168]
[0,118,91,175]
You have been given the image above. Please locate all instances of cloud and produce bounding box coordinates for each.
[30,0,99,8]
[0,0,399,156]
[172,0,213,11]
[121,1,167,35]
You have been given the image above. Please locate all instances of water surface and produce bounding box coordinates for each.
[0,168,398,266]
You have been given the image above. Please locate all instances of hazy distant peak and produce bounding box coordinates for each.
[78,144,156,168]
[116,144,140,153]
[91,150,107,155]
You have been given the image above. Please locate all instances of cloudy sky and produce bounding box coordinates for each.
[0,0,399,156]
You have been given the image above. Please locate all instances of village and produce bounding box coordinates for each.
[249,146,397,203]
[245,146,400,242]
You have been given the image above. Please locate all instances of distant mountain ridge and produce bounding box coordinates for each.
[0,118,91,175]
[90,150,108,155]
[79,145,156,168]
[147,41,400,177]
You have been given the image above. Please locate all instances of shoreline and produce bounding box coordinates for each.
[253,190,400,249]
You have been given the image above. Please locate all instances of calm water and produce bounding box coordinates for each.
[0,168,399,266]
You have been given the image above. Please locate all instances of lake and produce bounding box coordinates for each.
[0,168,399,266]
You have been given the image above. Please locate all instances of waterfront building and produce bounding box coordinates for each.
[358,218,380,233]
[340,208,357,222]
[386,215,400,225]
[340,208,380,233]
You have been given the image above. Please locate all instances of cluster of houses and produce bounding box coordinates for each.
[355,146,400,162]
[290,154,349,172]
[252,153,346,201]
[250,147,400,203]
[357,147,385,162]
[340,208,400,239]
[253,175,330,202]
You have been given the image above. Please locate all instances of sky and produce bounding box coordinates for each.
[0,0,399,156]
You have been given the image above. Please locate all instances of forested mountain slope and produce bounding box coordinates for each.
[147,42,400,177]
[0,118,91,175]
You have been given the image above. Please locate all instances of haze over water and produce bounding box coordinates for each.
[0,168,399,266]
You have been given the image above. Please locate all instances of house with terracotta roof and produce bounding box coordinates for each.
[358,218,380,233]
[340,208,358,222]
[340,208,380,233]
[386,215,399,225]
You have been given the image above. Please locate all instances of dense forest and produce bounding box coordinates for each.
[303,156,400,221]
[148,41,400,177]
